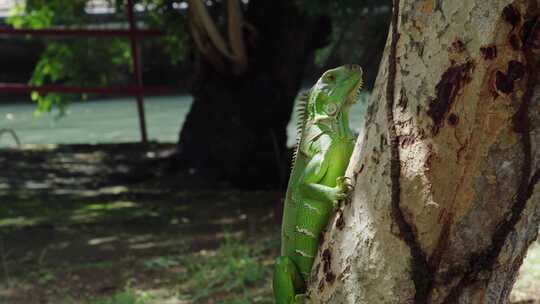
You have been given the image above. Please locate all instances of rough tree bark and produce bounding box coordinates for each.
[306,0,540,303]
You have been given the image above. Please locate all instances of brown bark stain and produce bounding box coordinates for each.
[371,146,381,164]
[521,16,540,49]
[336,210,345,230]
[504,3,529,53]
[494,70,515,94]
[491,19,530,98]
[453,128,469,164]
[447,114,459,126]
[509,34,522,50]
[421,0,434,15]
[325,272,336,284]
[424,149,436,170]
[507,60,526,80]
[399,88,409,111]
[400,134,417,148]
[317,278,325,292]
[322,248,332,274]
[427,61,475,134]
[411,19,427,35]
[480,45,498,60]
[451,39,466,53]
[356,163,365,175]
[503,4,522,28]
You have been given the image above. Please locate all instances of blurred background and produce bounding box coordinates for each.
[0,1,538,303]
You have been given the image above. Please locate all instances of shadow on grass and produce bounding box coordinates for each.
[0,188,280,303]
[0,144,281,303]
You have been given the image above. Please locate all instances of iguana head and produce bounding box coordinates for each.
[309,64,363,137]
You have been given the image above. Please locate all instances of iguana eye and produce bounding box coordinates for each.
[325,103,338,115]
[323,73,335,83]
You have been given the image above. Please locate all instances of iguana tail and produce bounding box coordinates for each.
[273,256,305,304]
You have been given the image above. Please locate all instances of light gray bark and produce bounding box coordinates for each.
[306,0,540,303]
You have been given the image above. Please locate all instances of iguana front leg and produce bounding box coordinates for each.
[299,153,350,208]
[299,177,349,208]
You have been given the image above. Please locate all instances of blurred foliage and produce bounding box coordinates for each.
[7,0,132,116]
[7,0,388,114]
[6,0,187,116]
[299,0,378,18]
[304,0,391,68]
[7,0,86,28]
[29,39,131,115]
[142,0,189,64]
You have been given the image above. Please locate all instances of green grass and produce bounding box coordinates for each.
[56,233,278,304]
[143,256,181,270]
[0,197,171,228]
[90,288,152,304]
[176,233,277,304]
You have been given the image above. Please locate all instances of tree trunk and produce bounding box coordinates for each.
[176,1,330,188]
[307,0,540,303]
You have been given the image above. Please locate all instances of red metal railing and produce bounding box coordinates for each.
[0,0,172,143]
[0,27,163,37]
[0,83,171,95]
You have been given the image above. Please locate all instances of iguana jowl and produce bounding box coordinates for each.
[273,65,363,303]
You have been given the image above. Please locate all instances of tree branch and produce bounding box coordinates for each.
[187,0,234,61]
[227,0,247,73]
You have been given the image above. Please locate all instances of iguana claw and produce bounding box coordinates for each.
[344,177,355,191]
[333,176,353,207]
[337,176,353,193]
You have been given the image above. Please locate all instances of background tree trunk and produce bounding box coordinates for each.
[176,0,330,188]
[307,0,540,302]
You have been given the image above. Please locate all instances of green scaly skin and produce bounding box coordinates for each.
[273,65,363,304]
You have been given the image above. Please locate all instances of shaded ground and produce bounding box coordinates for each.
[0,144,538,303]
[0,143,279,303]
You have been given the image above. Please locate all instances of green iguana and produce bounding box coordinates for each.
[273,64,363,303]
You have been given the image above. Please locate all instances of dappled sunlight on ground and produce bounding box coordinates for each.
[0,143,279,303]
